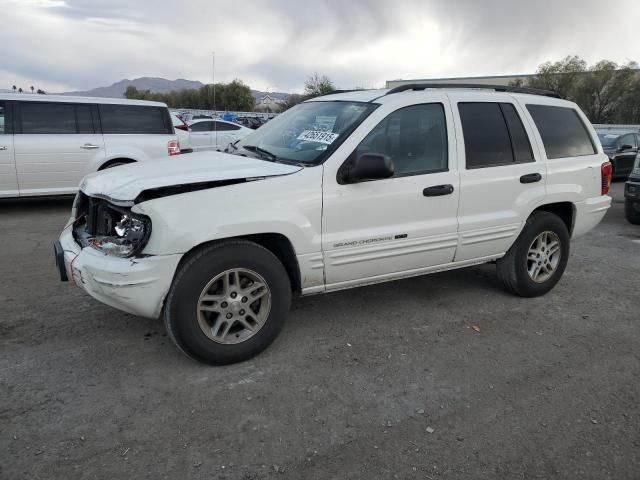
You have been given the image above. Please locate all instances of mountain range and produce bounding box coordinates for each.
[61,77,290,101]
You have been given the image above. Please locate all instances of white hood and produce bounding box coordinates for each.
[81,151,302,202]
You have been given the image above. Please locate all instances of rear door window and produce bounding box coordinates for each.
[190,121,213,132]
[99,105,171,134]
[214,121,241,131]
[526,104,596,159]
[458,102,533,168]
[20,102,77,134]
[17,102,97,134]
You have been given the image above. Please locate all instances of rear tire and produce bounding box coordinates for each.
[625,199,640,225]
[496,212,570,297]
[164,240,291,365]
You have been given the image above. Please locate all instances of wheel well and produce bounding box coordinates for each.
[99,158,136,170]
[179,234,302,294]
[531,202,575,234]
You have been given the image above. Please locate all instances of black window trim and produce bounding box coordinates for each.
[525,103,598,159]
[499,103,535,164]
[459,101,536,170]
[0,100,13,135]
[338,102,450,184]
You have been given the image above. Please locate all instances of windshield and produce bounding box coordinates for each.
[598,133,620,148]
[232,101,376,165]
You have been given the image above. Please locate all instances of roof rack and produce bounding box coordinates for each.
[385,83,561,98]
[316,89,361,97]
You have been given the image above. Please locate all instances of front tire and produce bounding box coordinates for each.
[164,240,291,365]
[496,212,570,297]
[625,199,640,225]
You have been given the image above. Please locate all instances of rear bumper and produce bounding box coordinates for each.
[57,226,182,318]
[572,195,611,239]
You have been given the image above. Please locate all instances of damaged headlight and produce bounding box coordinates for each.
[88,208,152,258]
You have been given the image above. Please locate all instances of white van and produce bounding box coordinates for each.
[0,94,179,198]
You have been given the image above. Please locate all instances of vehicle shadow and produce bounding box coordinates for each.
[0,195,75,211]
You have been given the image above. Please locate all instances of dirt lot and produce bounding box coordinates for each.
[1,182,639,480]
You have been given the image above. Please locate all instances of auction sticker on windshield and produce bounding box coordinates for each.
[297,130,339,145]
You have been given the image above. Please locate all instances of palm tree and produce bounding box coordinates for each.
[30,86,34,94]
[12,85,16,93]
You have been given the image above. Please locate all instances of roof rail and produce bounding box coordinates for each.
[315,89,361,97]
[385,83,561,98]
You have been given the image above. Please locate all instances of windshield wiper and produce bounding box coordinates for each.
[242,145,278,162]
[226,140,240,153]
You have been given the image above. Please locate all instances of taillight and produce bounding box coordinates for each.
[168,140,180,156]
[601,161,612,195]
[175,124,189,131]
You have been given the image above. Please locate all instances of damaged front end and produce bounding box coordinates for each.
[73,192,152,258]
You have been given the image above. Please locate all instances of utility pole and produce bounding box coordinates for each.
[212,51,216,115]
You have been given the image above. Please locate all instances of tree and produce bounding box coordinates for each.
[281,93,306,111]
[525,55,587,99]
[124,86,139,99]
[30,86,34,94]
[515,55,640,123]
[219,79,254,111]
[18,88,22,93]
[12,85,16,93]
[304,72,335,97]
[573,60,638,123]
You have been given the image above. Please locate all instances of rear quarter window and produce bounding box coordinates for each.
[99,105,172,134]
[526,104,596,159]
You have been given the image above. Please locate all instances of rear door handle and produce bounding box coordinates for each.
[423,184,454,196]
[520,173,542,184]
[81,143,100,150]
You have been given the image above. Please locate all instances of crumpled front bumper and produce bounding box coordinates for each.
[56,224,182,319]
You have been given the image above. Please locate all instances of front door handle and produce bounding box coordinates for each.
[520,173,542,184]
[80,143,100,150]
[423,184,454,196]
[0,145,7,151]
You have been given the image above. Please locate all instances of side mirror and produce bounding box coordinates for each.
[343,153,394,184]
[618,144,633,152]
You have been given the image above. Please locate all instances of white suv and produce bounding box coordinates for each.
[55,85,612,365]
[0,94,179,197]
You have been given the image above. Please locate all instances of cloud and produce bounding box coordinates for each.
[0,0,638,93]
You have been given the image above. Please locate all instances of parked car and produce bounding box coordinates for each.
[0,94,179,198]
[598,132,639,179]
[171,112,192,153]
[236,116,265,129]
[188,119,252,152]
[624,154,640,224]
[55,84,611,365]
[181,113,214,123]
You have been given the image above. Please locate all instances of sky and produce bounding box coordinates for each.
[1,0,639,94]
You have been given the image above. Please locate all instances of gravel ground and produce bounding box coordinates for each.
[1,181,639,480]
